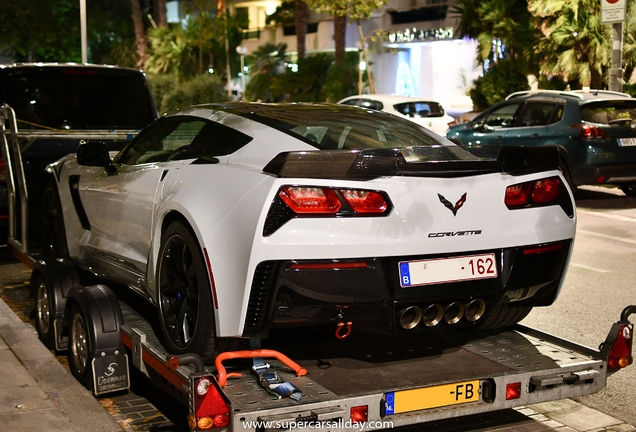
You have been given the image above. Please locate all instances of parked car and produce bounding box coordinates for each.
[446,90,636,196]
[44,102,575,362]
[338,94,457,135]
[0,63,158,245]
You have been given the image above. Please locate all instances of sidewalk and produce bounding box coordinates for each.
[0,266,122,431]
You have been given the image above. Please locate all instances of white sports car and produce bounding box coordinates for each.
[43,103,576,362]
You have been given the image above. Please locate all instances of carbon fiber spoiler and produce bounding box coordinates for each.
[262,146,560,179]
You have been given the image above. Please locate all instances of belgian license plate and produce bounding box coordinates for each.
[385,380,481,415]
[399,253,497,287]
[618,138,636,147]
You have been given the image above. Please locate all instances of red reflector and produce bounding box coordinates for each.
[531,178,561,203]
[291,262,368,270]
[194,377,230,428]
[166,356,180,370]
[339,189,387,214]
[596,175,606,184]
[522,243,564,255]
[505,183,532,206]
[505,382,522,400]
[350,405,368,423]
[279,186,342,214]
[0,156,5,183]
[608,325,633,369]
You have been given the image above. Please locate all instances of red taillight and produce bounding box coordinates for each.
[278,186,390,216]
[447,120,458,128]
[570,123,607,139]
[291,261,368,270]
[522,243,564,255]
[505,382,522,400]
[193,377,230,429]
[279,186,342,214]
[608,325,633,369]
[340,189,387,214]
[505,177,561,208]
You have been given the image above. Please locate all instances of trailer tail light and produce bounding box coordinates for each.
[608,325,633,369]
[191,377,230,429]
[570,123,607,139]
[505,177,562,209]
[505,382,521,400]
[350,405,368,423]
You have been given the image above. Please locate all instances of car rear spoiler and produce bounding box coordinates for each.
[262,146,560,179]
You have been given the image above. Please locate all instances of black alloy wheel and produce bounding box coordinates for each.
[41,181,69,258]
[157,221,217,362]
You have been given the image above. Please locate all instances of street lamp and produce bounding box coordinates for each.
[236,45,248,98]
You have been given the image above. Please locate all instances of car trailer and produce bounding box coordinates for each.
[3,103,635,432]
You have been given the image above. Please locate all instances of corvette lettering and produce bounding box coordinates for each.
[428,230,482,238]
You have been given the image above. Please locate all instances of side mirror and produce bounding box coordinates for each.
[77,142,116,174]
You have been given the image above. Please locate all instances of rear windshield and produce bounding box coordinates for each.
[1,67,157,130]
[237,105,447,150]
[394,101,445,117]
[580,100,636,126]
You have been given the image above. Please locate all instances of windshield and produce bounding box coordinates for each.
[236,104,449,150]
[580,100,636,126]
[2,67,157,130]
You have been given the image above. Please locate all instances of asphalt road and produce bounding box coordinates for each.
[522,185,636,427]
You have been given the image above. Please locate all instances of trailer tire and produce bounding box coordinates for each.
[157,221,218,363]
[34,273,55,349]
[475,304,532,330]
[41,180,69,259]
[68,303,94,390]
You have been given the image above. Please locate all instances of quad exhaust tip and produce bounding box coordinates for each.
[464,299,487,322]
[421,304,444,327]
[444,302,465,325]
[399,306,423,329]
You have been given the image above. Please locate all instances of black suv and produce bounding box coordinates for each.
[0,63,158,245]
[447,90,636,195]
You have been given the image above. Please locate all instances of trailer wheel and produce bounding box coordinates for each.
[475,304,532,330]
[68,304,94,389]
[35,274,55,349]
[41,181,69,258]
[157,221,218,363]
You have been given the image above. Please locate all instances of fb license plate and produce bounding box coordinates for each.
[618,138,636,147]
[385,380,481,415]
[399,253,497,287]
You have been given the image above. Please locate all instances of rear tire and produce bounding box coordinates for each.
[68,304,94,390]
[475,303,532,330]
[41,181,69,258]
[35,274,55,349]
[157,221,218,363]
[620,183,636,197]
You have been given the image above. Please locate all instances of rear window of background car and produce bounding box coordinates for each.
[394,102,444,118]
[580,101,636,126]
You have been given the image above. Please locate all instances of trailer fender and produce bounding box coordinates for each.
[31,258,79,351]
[64,284,124,357]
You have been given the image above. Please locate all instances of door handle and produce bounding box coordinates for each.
[531,134,541,139]
[496,136,504,140]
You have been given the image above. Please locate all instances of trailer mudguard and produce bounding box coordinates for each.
[31,258,79,351]
[65,284,125,357]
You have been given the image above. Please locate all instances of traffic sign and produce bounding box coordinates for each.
[601,0,626,23]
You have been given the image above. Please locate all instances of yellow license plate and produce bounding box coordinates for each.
[384,380,480,415]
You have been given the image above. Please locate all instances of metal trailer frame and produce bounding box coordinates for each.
[0,104,139,262]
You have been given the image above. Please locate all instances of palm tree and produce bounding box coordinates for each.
[295,0,308,59]
[130,0,149,68]
[244,43,288,101]
[528,0,610,88]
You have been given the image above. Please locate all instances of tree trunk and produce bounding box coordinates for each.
[130,0,149,68]
[294,0,308,59]
[357,19,376,93]
[153,0,168,27]
[334,13,346,65]
[590,64,603,89]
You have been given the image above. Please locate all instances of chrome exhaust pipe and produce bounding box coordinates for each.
[444,302,465,324]
[421,304,444,327]
[464,299,487,322]
[399,306,423,329]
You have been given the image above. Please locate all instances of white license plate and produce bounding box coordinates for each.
[618,138,636,147]
[399,253,497,287]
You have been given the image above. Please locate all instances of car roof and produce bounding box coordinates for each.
[0,62,142,73]
[338,94,442,104]
[506,89,632,102]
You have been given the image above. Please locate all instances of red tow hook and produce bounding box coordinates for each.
[335,321,352,339]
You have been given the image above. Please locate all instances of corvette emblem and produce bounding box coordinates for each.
[438,193,467,216]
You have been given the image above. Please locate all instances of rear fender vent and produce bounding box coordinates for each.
[243,261,278,336]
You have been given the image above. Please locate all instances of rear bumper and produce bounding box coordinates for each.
[242,240,572,337]
[574,163,636,185]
